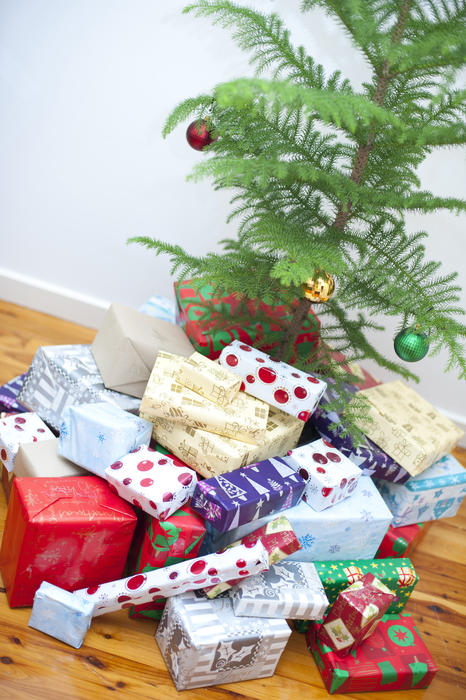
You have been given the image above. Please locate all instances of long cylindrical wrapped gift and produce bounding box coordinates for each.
[74,540,269,616]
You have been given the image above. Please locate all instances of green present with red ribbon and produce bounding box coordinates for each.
[306,613,437,694]
[375,523,431,559]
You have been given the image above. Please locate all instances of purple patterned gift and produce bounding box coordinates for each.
[191,456,308,533]
[311,386,410,484]
[0,374,28,414]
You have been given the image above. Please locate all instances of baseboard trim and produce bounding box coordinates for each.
[0,268,109,329]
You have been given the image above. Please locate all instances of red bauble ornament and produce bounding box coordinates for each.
[186,119,216,150]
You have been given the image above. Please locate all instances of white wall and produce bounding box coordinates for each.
[0,0,465,432]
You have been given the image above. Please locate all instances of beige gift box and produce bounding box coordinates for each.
[140,352,269,445]
[176,352,242,406]
[353,380,464,476]
[144,406,304,479]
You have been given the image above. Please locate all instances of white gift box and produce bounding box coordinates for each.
[0,412,54,472]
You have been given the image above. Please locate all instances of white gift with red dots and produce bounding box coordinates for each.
[73,540,269,617]
[286,438,361,511]
[105,446,197,521]
[0,412,54,472]
[218,341,326,421]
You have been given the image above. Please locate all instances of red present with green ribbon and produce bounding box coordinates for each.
[375,523,431,559]
[174,279,320,361]
[307,613,437,694]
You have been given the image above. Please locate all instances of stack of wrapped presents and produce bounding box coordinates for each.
[0,285,465,693]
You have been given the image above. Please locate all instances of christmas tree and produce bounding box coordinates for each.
[130,0,466,426]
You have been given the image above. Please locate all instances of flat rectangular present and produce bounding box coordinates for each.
[353,381,464,475]
[0,476,137,607]
[58,402,152,477]
[14,439,87,478]
[307,613,438,693]
[376,453,466,527]
[219,340,327,421]
[375,522,431,559]
[315,558,418,615]
[177,351,241,406]
[202,475,393,563]
[286,438,361,511]
[231,561,329,620]
[17,344,140,431]
[0,412,54,472]
[140,351,268,444]
[156,590,291,690]
[0,373,28,413]
[29,581,94,649]
[105,447,197,520]
[149,405,304,479]
[91,302,194,398]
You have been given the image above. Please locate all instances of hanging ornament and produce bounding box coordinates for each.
[302,270,335,303]
[186,119,216,151]
[394,327,430,362]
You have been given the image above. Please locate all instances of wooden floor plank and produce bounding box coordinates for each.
[0,300,465,698]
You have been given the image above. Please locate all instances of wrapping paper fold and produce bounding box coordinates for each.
[177,351,242,406]
[0,412,54,472]
[375,522,430,559]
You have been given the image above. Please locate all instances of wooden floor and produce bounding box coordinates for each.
[0,299,465,699]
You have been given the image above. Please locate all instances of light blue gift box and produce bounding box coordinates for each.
[29,581,94,649]
[58,402,152,477]
[201,476,392,562]
[139,295,177,324]
[376,453,466,527]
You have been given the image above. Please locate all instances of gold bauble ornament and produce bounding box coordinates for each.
[302,271,335,303]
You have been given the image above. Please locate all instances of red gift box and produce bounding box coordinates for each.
[128,505,206,620]
[307,613,438,694]
[375,522,431,559]
[0,476,137,607]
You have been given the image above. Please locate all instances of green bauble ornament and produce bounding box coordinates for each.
[394,328,429,362]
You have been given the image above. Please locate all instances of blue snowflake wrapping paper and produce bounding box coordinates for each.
[190,456,307,533]
[58,402,152,477]
[200,476,392,562]
[376,453,466,527]
[138,295,178,324]
[28,581,94,649]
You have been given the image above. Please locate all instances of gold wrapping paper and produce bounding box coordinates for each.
[141,352,269,445]
[353,380,464,475]
[176,352,242,406]
[144,406,304,479]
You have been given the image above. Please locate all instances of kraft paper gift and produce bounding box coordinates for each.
[14,439,86,478]
[91,302,194,398]
[29,582,94,649]
[0,412,54,472]
[177,351,242,406]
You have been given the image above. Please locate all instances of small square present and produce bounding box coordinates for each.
[0,373,27,413]
[58,402,152,477]
[17,344,140,431]
[0,476,137,607]
[177,351,242,406]
[0,412,54,472]
[375,522,431,559]
[105,448,197,520]
[156,590,291,690]
[307,613,438,693]
[219,340,327,421]
[191,456,307,532]
[231,561,329,620]
[286,438,361,511]
[29,581,94,649]
[376,453,466,527]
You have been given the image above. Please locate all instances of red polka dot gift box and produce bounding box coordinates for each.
[105,446,197,521]
[0,476,137,607]
[0,412,54,473]
[286,437,361,511]
[219,340,327,421]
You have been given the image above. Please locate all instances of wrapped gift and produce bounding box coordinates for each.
[315,558,417,615]
[150,405,304,479]
[105,448,197,520]
[140,352,268,444]
[0,476,137,607]
[17,344,140,431]
[231,561,329,619]
[353,381,464,475]
[307,613,438,693]
[0,412,54,472]
[286,438,361,511]
[375,522,431,559]
[376,453,466,527]
[139,295,177,324]
[156,589,291,690]
[191,457,306,532]
[0,373,27,413]
[58,402,152,477]
[174,278,320,361]
[203,515,301,598]
[318,573,396,655]
[128,505,206,620]
[74,541,269,616]
[177,351,242,406]
[14,439,86,478]
[91,302,193,398]
[219,340,327,421]
[202,476,393,563]
[29,582,94,649]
